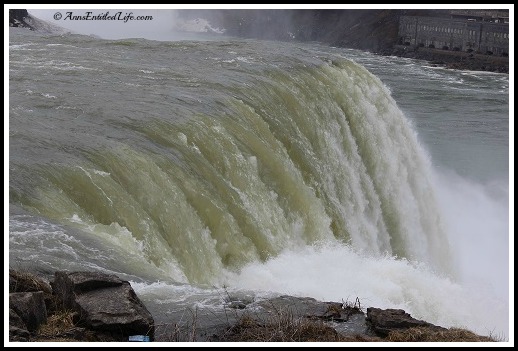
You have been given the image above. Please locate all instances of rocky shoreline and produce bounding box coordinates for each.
[9,269,496,343]
[378,45,509,73]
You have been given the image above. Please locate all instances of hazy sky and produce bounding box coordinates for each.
[28,9,180,40]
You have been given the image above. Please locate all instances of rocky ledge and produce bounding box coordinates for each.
[8,269,497,343]
[9,270,154,342]
[379,45,509,73]
[9,9,34,30]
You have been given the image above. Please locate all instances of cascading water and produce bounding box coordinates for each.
[9,28,509,339]
[10,57,453,283]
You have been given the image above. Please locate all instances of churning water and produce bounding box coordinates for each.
[8,27,510,339]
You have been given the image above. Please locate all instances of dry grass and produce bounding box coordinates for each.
[386,327,496,342]
[37,310,75,337]
[156,311,200,342]
[217,310,365,342]
[156,322,199,342]
[9,269,52,294]
[214,304,499,343]
[217,314,498,343]
[221,314,346,342]
[32,309,116,342]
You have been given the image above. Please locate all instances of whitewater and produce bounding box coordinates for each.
[8,26,510,339]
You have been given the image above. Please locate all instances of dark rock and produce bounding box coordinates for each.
[319,302,364,322]
[9,308,27,330]
[255,295,330,317]
[9,292,48,332]
[229,301,247,309]
[55,326,88,340]
[9,269,58,313]
[9,269,53,293]
[52,271,154,341]
[253,295,370,337]
[9,9,34,30]
[51,271,124,306]
[366,307,445,337]
[9,326,31,342]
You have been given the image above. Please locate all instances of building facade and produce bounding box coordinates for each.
[399,15,509,56]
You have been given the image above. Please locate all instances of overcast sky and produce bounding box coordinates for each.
[28,9,180,40]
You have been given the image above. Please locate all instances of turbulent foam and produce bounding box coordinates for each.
[221,240,509,338]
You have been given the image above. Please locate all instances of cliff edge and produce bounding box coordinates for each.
[9,9,34,30]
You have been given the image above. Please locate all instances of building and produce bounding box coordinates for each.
[449,9,509,23]
[399,14,509,56]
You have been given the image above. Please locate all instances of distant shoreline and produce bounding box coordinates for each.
[378,45,508,74]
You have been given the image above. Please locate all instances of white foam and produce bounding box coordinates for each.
[223,236,508,338]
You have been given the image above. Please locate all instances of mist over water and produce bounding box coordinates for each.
[435,170,509,297]
[27,9,228,41]
[220,167,509,338]
[8,23,510,340]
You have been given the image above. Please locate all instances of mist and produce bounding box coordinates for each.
[222,166,510,338]
[433,168,509,302]
[27,9,222,41]
[175,9,455,51]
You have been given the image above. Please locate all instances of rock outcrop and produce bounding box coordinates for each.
[8,269,54,341]
[8,269,154,342]
[366,307,446,337]
[9,9,34,30]
[9,309,31,342]
[7,269,495,342]
[9,292,48,332]
[52,271,155,341]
